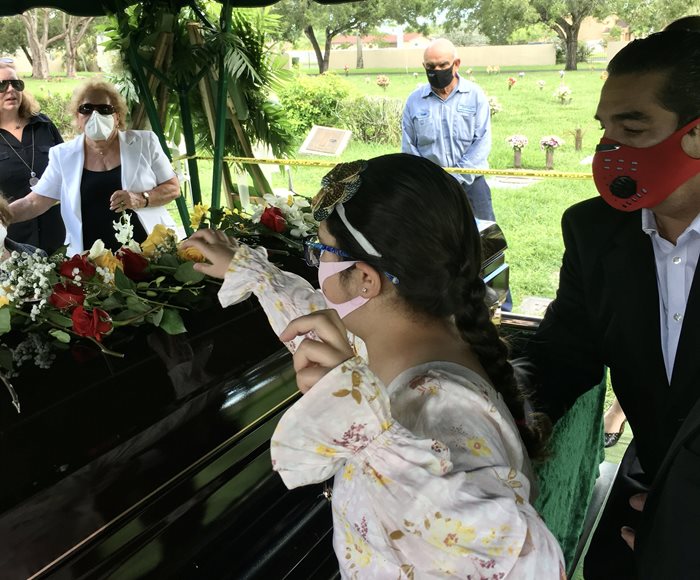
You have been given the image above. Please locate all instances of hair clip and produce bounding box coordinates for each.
[311,160,368,221]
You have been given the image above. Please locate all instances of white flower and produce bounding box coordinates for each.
[540,135,565,150]
[88,239,109,260]
[506,134,529,150]
[114,213,135,246]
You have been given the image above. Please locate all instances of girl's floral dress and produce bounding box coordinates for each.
[219,244,565,579]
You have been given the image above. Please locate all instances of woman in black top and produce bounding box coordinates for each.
[0,61,64,254]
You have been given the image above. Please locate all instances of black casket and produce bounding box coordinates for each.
[1,224,510,579]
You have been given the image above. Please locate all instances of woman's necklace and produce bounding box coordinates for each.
[0,125,38,187]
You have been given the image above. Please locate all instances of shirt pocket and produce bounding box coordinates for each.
[455,104,477,144]
[412,111,436,146]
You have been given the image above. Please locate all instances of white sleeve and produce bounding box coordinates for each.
[148,132,176,184]
[32,145,63,201]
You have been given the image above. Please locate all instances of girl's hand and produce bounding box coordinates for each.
[179,229,239,279]
[279,310,354,393]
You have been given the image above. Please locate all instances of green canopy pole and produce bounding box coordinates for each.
[178,88,203,207]
[116,10,193,236]
[211,0,232,210]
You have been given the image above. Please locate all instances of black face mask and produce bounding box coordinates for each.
[426,67,454,89]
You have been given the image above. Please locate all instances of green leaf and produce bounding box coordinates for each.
[146,307,164,326]
[157,254,180,269]
[100,294,124,310]
[159,308,187,335]
[114,267,136,291]
[45,310,73,328]
[49,329,71,344]
[0,308,11,335]
[175,261,206,284]
[111,309,144,322]
[126,296,152,314]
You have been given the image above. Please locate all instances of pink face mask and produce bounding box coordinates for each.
[318,260,369,319]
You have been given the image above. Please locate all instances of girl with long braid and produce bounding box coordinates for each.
[181,154,564,578]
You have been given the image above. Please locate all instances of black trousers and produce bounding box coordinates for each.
[584,440,650,580]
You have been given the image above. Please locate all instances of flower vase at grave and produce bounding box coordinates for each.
[514,149,522,169]
[545,148,555,170]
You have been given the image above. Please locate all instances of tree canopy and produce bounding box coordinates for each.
[271,0,431,73]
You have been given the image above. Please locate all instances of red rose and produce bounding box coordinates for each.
[48,282,85,310]
[59,255,96,280]
[71,306,113,342]
[118,248,150,281]
[260,207,286,233]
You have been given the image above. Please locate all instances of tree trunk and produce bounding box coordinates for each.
[322,29,333,74]
[20,9,66,79]
[64,16,94,78]
[304,25,326,74]
[566,32,578,71]
[356,34,364,69]
[551,16,582,71]
[20,45,33,66]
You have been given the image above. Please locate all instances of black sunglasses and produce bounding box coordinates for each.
[78,103,116,116]
[0,79,24,93]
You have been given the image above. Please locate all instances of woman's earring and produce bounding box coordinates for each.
[362,288,368,294]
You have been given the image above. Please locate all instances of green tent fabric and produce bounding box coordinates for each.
[0,0,351,17]
[534,380,606,571]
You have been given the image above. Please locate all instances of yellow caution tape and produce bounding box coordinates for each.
[172,154,593,181]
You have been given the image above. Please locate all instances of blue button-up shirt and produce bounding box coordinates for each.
[401,75,491,187]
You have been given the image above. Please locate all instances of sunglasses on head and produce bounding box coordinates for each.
[78,103,115,116]
[0,79,24,93]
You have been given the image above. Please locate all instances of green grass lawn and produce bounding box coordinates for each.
[23,72,102,98]
[182,67,605,308]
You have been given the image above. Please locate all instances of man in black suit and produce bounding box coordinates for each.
[527,28,700,579]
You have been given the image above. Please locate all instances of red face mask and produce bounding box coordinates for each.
[592,118,700,211]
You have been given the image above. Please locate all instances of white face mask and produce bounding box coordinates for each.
[84,111,115,141]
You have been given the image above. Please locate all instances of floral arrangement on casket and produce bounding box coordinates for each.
[190,193,317,254]
[0,215,215,412]
[0,215,209,357]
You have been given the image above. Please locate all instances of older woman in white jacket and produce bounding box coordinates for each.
[8,80,179,256]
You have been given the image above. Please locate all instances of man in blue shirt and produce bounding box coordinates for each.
[401,38,495,221]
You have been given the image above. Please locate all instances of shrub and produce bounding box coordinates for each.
[277,72,352,139]
[340,96,403,146]
[35,92,75,139]
[555,40,594,64]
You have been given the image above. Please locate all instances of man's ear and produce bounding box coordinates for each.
[681,123,700,159]
[353,262,383,298]
[453,57,461,72]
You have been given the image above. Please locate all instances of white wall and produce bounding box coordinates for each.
[287,44,556,72]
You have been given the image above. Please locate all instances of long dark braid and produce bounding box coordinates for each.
[454,276,552,462]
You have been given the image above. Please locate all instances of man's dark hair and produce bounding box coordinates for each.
[664,15,700,32]
[608,29,700,127]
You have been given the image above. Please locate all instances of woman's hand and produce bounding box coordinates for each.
[109,189,142,212]
[279,310,354,393]
[179,228,239,279]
